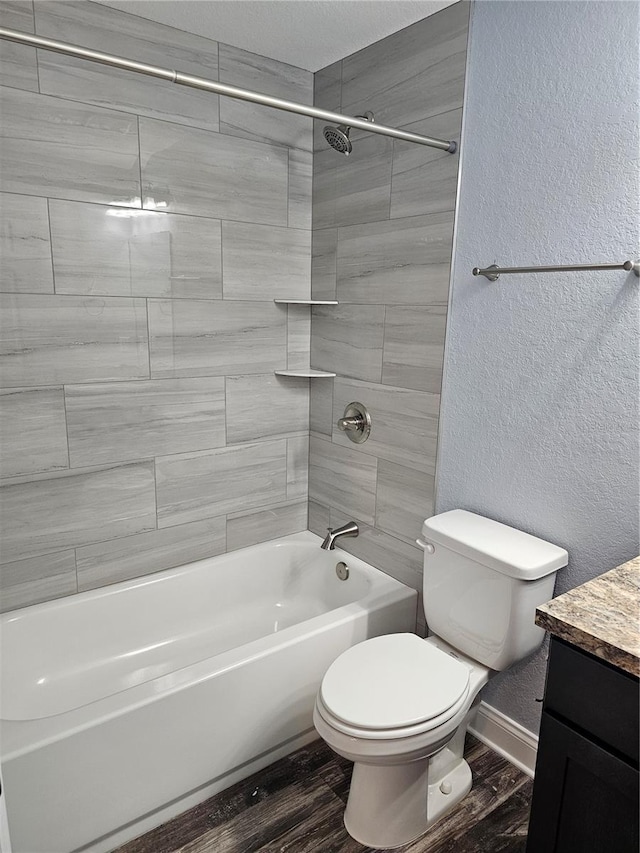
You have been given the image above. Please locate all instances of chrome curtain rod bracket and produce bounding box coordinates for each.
[0,27,457,153]
[472,260,640,281]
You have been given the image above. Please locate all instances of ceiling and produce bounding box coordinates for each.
[95,0,457,71]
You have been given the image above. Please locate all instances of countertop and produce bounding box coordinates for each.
[536,556,640,677]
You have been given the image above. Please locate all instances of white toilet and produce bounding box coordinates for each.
[313,509,568,849]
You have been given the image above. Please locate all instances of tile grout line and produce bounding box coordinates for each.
[143,297,152,379]
[45,196,56,294]
[152,456,159,531]
[220,221,225,299]
[136,115,144,206]
[60,370,78,591]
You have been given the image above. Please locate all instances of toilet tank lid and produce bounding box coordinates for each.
[422,510,568,580]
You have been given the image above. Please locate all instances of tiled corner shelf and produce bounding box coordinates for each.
[274,369,336,378]
[274,300,338,379]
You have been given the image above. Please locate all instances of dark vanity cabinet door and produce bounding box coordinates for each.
[526,638,639,853]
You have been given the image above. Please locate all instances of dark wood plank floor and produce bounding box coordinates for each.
[115,736,533,853]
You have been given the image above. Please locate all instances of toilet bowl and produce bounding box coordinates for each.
[313,510,568,849]
[313,633,491,848]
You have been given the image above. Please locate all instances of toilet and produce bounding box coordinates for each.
[313,509,568,849]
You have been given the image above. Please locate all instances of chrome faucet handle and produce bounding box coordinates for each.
[337,415,363,431]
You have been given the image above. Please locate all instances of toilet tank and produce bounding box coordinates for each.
[420,510,568,671]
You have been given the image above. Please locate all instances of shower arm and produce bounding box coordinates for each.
[0,27,457,153]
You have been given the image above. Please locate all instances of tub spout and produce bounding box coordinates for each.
[321,521,359,550]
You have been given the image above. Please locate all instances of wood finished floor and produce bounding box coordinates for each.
[115,736,533,853]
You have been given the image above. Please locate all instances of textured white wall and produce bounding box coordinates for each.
[437,0,639,733]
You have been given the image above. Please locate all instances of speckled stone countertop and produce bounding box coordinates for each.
[536,556,640,677]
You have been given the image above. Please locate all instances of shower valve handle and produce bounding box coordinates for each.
[337,402,371,444]
[337,416,363,431]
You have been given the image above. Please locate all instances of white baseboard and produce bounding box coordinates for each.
[468,701,538,778]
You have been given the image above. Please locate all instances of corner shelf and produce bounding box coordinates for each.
[274,299,338,379]
[274,370,336,378]
[273,300,338,305]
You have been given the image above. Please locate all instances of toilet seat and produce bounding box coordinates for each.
[318,634,471,740]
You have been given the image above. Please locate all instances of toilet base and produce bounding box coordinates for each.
[343,736,473,849]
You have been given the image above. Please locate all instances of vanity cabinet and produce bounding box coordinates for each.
[526,637,639,853]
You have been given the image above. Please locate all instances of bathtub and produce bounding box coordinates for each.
[0,531,417,853]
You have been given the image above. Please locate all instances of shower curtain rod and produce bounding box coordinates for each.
[0,27,457,153]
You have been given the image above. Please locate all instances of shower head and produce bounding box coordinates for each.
[323,124,352,154]
[323,112,374,155]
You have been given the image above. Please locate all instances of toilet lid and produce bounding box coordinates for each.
[320,634,470,731]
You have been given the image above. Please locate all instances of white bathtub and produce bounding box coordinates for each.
[0,531,417,853]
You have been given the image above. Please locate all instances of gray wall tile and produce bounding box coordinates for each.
[0,387,68,478]
[311,303,384,382]
[0,86,141,206]
[76,516,226,591]
[288,148,313,230]
[225,374,308,444]
[0,194,53,293]
[332,377,440,475]
[148,299,285,378]
[0,461,156,563]
[308,435,377,525]
[312,148,339,232]
[335,133,393,228]
[139,117,289,224]
[312,133,393,229]
[336,212,455,304]
[286,305,311,370]
[66,377,226,467]
[310,228,337,300]
[382,305,447,393]
[287,435,309,499]
[0,294,149,387]
[0,42,38,92]
[156,440,288,528]
[0,1,35,95]
[309,380,333,436]
[308,499,330,537]
[227,500,307,551]
[219,42,312,150]
[0,1,35,32]
[49,200,222,299]
[390,109,463,219]
[222,221,310,300]
[375,459,435,545]
[0,550,77,613]
[36,1,220,131]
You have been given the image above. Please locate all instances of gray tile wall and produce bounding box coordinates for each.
[308,1,470,631]
[0,0,313,610]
